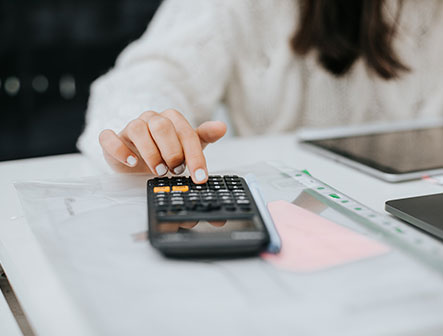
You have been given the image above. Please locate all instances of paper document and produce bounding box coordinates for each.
[14,163,443,336]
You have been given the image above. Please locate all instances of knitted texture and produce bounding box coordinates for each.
[78,0,443,168]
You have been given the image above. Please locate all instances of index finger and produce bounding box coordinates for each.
[161,109,208,184]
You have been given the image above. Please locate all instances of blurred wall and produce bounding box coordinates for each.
[0,0,162,161]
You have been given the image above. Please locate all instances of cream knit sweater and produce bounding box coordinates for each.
[78,0,443,167]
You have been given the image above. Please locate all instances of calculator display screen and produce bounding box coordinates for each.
[155,219,258,234]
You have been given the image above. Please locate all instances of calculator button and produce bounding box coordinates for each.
[201,194,215,198]
[170,190,183,194]
[150,175,254,223]
[172,185,189,192]
[154,186,170,193]
[154,179,170,186]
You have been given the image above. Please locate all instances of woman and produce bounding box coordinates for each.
[78,0,443,183]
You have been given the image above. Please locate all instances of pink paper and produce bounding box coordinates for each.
[261,200,389,272]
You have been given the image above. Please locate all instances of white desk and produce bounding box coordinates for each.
[1,133,442,336]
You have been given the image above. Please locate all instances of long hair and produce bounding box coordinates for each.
[292,0,409,79]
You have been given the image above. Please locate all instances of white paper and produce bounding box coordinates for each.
[15,165,443,336]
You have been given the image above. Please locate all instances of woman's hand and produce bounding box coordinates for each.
[98,109,227,184]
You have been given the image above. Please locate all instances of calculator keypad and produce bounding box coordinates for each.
[149,175,253,216]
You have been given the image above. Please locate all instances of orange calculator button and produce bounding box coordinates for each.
[153,186,170,193]
[172,185,189,192]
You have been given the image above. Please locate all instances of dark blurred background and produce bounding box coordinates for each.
[0,0,162,161]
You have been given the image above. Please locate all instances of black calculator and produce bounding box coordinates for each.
[147,175,270,257]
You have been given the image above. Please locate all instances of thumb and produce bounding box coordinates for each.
[196,121,227,149]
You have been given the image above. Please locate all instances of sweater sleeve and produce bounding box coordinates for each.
[77,0,235,170]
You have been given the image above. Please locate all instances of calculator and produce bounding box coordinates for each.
[147,175,270,257]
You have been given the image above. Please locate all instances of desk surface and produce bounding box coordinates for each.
[1,133,442,336]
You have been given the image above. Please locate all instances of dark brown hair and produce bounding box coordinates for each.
[292,0,409,79]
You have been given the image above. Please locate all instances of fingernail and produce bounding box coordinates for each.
[173,163,186,175]
[155,163,168,176]
[194,168,206,182]
[126,155,137,167]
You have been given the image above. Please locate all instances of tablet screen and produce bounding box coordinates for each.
[305,126,443,174]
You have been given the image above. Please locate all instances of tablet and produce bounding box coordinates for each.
[298,119,443,182]
[385,193,443,240]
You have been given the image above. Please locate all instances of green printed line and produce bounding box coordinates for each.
[329,193,340,199]
[301,169,311,176]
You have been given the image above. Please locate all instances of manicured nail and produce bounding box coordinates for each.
[194,168,206,182]
[173,163,186,175]
[155,163,168,176]
[126,155,137,167]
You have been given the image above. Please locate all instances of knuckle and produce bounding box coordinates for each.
[148,116,172,134]
[98,129,113,145]
[127,119,146,135]
[162,109,182,119]
[140,110,157,120]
